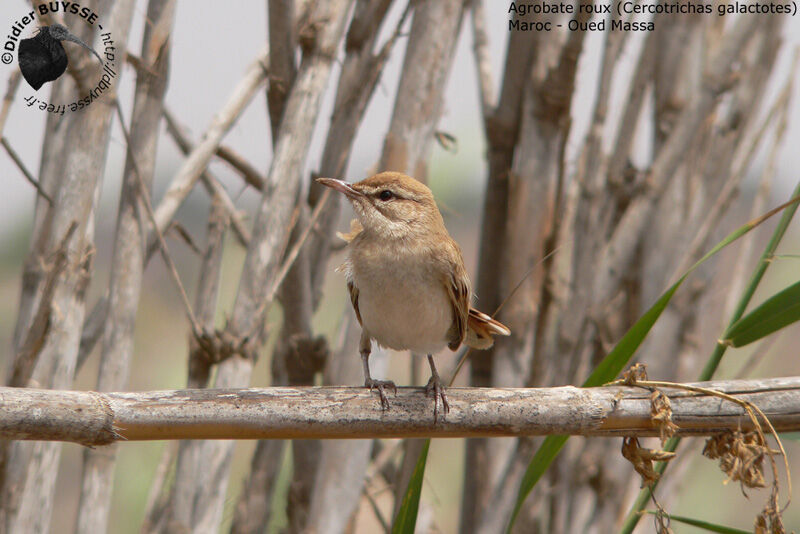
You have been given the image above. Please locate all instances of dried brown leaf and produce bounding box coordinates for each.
[703,431,768,490]
[621,436,675,488]
[620,362,648,385]
[650,390,678,445]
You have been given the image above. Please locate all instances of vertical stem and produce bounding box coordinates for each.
[76,3,174,532]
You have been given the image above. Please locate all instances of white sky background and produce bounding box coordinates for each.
[1,1,799,246]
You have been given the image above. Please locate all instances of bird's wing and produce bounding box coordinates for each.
[347,279,362,327]
[443,247,470,351]
[339,258,362,326]
[438,239,510,351]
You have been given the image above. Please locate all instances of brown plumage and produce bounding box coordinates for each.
[318,172,510,421]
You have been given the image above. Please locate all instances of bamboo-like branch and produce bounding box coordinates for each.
[1,377,798,443]
[379,0,465,177]
[78,0,177,527]
[469,0,495,122]
[266,0,297,140]
[466,9,538,528]
[177,3,354,532]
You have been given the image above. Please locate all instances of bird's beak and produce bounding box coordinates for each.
[316,178,362,199]
[62,34,103,63]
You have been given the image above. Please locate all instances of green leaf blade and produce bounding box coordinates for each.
[620,190,800,534]
[725,279,800,347]
[506,279,685,532]
[644,511,751,534]
[506,435,568,532]
[392,440,430,534]
[507,195,800,532]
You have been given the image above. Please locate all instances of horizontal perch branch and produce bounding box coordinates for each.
[1,377,799,445]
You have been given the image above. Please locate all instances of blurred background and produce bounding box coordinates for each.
[1,1,800,532]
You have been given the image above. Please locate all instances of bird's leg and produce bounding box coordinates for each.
[425,354,450,423]
[360,332,396,410]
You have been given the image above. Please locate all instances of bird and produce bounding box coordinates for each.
[18,24,102,91]
[318,172,510,421]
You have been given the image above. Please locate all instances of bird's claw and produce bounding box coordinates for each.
[425,376,450,423]
[365,378,397,411]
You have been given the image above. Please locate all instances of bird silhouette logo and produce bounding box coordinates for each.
[18,24,102,90]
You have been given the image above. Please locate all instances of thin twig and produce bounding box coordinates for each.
[150,50,268,243]
[126,52,266,191]
[161,108,252,246]
[1,137,52,203]
[239,202,304,343]
[365,439,403,483]
[372,1,413,66]
[162,107,264,191]
[113,100,201,334]
[168,223,203,255]
[9,222,77,387]
[139,441,178,533]
[364,488,391,534]
[215,144,265,190]
[267,189,331,302]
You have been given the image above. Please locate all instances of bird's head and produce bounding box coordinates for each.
[45,24,71,41]
[44,24,102,62]
[317,172,444,240]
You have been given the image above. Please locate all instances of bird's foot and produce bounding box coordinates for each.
[425,375,450,423]
[365,378,397,411]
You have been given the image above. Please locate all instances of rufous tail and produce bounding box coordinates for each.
[464,308,510,349]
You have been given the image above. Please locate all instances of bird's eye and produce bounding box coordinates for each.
[378,190,393,201]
